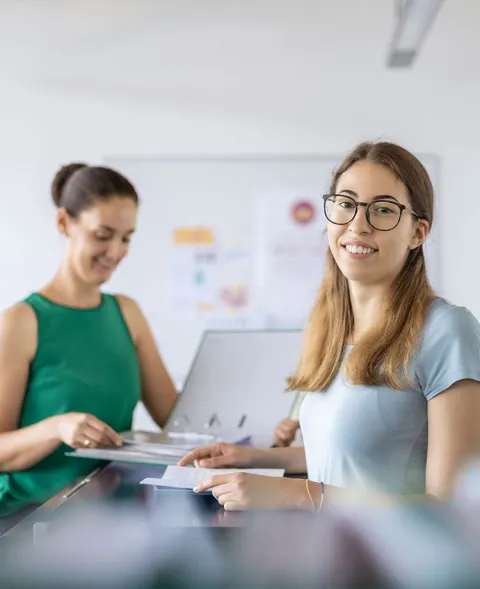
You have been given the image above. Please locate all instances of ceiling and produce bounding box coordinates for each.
[0,0,479,143]
[0,0,478,92]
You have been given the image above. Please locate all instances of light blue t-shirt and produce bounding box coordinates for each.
[299,298,480,495]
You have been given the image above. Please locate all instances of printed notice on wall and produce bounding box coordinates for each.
[170,227,257,327]
[170,227,218,317]
[255,194,328,329]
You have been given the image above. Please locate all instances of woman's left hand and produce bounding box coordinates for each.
[194,473,308,511]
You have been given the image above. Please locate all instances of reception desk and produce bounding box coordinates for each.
[1,461,234,543]
[1,461,479,589]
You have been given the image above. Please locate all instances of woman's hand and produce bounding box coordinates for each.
[273,418,300,447]
[194,472,309,511]
[178,442,263,468]
[53,413,123,449]
[178,442,261,469]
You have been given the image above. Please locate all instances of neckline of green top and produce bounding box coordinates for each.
[33,292,106,311]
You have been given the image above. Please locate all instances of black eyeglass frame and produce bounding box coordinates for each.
[322,193,423,232]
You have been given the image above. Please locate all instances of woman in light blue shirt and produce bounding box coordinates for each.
[179,141,480,510]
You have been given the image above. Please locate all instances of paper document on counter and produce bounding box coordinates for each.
[140,465,285,490]
[66,441,189,466]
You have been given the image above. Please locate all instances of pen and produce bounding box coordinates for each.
[237,414,247,429]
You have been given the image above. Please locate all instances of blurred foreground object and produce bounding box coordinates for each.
[1,491,480,588]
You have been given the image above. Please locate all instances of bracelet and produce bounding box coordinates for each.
[317,481,325,513]
[305,479,324,514]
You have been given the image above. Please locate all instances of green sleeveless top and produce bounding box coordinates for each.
[0,293,141,516]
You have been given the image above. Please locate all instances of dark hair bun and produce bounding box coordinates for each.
[51,163,87,207]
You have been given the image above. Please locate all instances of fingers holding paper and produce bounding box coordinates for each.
[54,412,123,449]
[178,442,297,510]
[194,472,304,511]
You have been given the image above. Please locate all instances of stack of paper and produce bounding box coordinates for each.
[122,430,217,448]
[65,430,254,466]
[140,465,285,491]
[65,441,190,466]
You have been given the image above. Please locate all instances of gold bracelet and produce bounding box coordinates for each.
[305,479,324,514]
[317,481,325,513]
[305,479,315,512]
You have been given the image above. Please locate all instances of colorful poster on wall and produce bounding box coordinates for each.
[206,239,258,329]
[255,194,328,329]
[170,227,257,326]
[170,227,218,317]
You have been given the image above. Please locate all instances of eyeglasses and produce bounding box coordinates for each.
[323,194,422,232]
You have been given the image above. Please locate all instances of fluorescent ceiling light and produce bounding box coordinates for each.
[387,0,445,67]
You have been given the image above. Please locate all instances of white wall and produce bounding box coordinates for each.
[1,0,479,352]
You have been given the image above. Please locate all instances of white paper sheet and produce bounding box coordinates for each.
[140,465,285,490]
[67,441,189,465]
[121,441,188,456]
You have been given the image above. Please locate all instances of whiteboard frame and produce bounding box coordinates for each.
[104,151,442,290]
[104,152,442,384]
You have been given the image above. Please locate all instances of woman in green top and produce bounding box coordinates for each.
[0,163,177,517]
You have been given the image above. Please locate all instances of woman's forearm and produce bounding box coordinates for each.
[0,417,62,472]
[302,481,438,511]
[252,446,307,474]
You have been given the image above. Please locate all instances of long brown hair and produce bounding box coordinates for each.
[288,141,435,392]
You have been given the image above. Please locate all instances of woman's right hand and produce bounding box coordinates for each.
[273,418,300,447]
[177,442,259,469]
[53,413,124,449]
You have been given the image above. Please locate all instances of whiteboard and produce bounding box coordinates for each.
[104,155,441,384]
[164,329,303,447]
